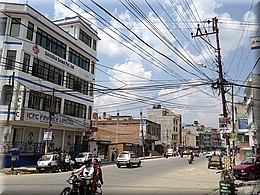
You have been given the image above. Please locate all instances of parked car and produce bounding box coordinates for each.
[166,148,174,157]
[36,153,60,173]
[233,155,260,180]
[74,152,101,168]
[116,151,141,168]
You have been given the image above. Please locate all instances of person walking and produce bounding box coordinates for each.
[11,154,18,171]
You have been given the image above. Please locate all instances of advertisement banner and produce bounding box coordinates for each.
[219,117,232,133]
[43,131,52,141]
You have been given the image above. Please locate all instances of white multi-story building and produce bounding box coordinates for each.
[0,2,99,157]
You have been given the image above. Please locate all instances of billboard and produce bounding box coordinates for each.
[237,117,248,133]
[219,117,232,133]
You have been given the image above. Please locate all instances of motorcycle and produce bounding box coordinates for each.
[188,154,193,164]
[60,172,102,195]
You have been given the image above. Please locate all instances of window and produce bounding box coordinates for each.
[6,50,16,70]
[64,99,86,118]
[26,21,34,41]
[89,83,93,96]
[10,18,21,36]
[91,61,95,74]
[93,39,97,50]
[69,48,90,71]
[36,28,66,59]
[66,73,88,95]
[79,29,92,47]
[0,17,7,35]
[22,53,30,73]
[32,58,64,86]
[88,106,92,120]
[0,85,12,105]
[28,90,61,113]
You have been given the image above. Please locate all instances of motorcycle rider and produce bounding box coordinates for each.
[72,158,94,180]
[90,158,103,193]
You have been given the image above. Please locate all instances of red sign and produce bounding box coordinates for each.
[32,45,39,55]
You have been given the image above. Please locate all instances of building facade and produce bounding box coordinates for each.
[0,3,99,159]
[147,105,181,153]
[92,114,161,157]
[243,74,260,154]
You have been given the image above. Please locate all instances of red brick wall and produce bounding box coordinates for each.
[95,122,141,144]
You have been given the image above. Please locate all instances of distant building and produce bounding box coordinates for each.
[182,121,220,151]
[147,105,181,153]
[92,113,161,157]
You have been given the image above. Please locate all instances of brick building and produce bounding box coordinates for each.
[92,114,161,158]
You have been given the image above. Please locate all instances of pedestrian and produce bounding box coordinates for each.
[111,148,115,161]
[11,154,19,171]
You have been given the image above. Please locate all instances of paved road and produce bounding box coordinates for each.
[0,155,220,195]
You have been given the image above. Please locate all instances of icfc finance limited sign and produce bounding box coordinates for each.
[22,108,89,129]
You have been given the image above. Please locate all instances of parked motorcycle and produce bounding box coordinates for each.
[188,154,193,164]
[60,173,102,195]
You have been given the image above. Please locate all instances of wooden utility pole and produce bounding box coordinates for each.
[192,17,231,168]
[140,111,145,158]
[231,84,235,167]
[1,72,15,167]
[192,17,227,117]
[45,88,55,154]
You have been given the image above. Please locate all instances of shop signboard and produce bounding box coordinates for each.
[43,131,52,141]
[219,181,235,195]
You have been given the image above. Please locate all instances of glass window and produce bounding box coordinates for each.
[28,90,61,113]
[93,39,97,50]
[26,21,34,41]
[88,106,92,120]
[6,50,16,70]
[0,85,12,105]
[10,18,21,36]
[32,58,64,86]
[22,53,30,73]
[79,29,92,47]
[0,17,7,35]
[64,99,86,118]
[89,83,93,96]
[36,28,66,59]
[91,61,95,74]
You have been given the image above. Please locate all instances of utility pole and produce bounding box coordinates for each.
[192,17,231,168]
[1,72,15,168]
[45,88,55,154]
[116,111,119,143]
[140,111,145,158]
[231,84,235,167]
[192,17,227,117]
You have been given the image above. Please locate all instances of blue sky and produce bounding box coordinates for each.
[5,0,260,128]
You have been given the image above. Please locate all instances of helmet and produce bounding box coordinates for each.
[84,158,92,166]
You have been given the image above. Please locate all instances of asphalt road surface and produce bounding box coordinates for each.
[0,155,220,195]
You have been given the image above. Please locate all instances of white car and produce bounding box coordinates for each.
[206,151,213,158]
[166,148,174,157]
[36,153,60,173]
[116,151,141,168]
[74,152,101,168]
